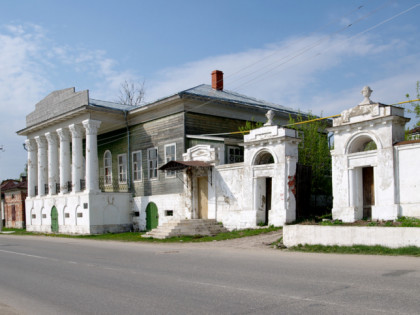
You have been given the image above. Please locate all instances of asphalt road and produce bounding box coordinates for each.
[0,235,419,315]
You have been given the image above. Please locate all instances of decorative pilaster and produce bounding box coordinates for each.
[45,132,59,195]
[69,124,84,193]
[25,139,38,198]
[34,136,47,196]
[82,119,101,192]
[57,128,71,194]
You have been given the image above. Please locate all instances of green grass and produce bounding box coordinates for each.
[397,216,420,227]
[1,226,282,243]
[288,244,420,257]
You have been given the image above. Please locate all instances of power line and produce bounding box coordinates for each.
[49,2,418,147]
[231,0,394,91]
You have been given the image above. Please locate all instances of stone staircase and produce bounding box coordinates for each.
[142,219,229,239]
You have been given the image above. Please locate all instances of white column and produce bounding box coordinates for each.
[25,139,38,198]
[69,124,84,193]
[35,136,48,196]
[45,132,59,195]
[57,128,71,194]
[82,119,101,192]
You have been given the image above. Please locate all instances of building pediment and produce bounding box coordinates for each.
[26,88,89,127]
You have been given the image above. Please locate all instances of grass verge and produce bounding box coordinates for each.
[1,226,281,243]
[288,244,420,257]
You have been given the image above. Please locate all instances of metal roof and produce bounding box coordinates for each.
[159,160,212,171]
[179,84,299,114]
[89,99,138,111]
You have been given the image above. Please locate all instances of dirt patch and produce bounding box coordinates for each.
[188,230,283,250]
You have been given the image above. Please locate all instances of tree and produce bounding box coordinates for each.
[118,80,145,106]
[405,81,420,127]
[238,119,263,134]
[288,113,332,200]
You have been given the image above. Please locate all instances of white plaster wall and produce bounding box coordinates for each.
[213,164,255,230]
[89,192,132,234]
[132,193,184,231]
[25,191,131,234]
[331,117,405,222]
[396,143,420,218]
[283,225,420,248]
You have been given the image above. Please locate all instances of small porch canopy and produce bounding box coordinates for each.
[158,160,212,172]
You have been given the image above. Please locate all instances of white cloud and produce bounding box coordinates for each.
[0,24,141,179]
[145,31,418,135]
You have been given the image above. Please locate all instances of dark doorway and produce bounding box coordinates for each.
[295,164,312,219]
[362,167,375,219]
[11,205,16,221]
[265,178,272,225]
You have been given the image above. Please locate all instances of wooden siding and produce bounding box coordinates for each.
[97,113,185,197]
[185,112,247,139]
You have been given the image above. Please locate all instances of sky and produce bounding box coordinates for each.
[0,0,419,180]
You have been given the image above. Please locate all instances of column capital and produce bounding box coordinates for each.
[56,128,70,141]
[45,132,58,145]
[82,119,101,135]
[69,124,84,138]
[34,135,47,149]
[25,139,37,152]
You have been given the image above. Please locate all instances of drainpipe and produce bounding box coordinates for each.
[124,111,131,193]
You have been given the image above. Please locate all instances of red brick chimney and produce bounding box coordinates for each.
[212,70,223,91]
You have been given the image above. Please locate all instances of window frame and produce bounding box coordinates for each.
[104,150,112,185]
[132,150,142,182]
[164,143,176,178]
[118,153,128,184]
[227,145,244,164]
[147,147,158,180]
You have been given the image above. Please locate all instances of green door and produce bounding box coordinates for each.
[146,202,158,231]
[51,206,59,233]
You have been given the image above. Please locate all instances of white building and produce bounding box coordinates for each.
[18,88,132,234]
[173,117,300,231]
[329,86,420,222]
[18,72,304,234]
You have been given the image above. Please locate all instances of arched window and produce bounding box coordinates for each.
[254,151,275,165]
[348,135,378,154]
[104,150,112,185]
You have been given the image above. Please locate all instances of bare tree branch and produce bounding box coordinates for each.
[118,80,145,106]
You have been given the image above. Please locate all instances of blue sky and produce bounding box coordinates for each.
[0,0,419,179]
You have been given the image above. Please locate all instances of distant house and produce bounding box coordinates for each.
[17,70,304,234]
[408,126,420,140]
[1,177,27,228]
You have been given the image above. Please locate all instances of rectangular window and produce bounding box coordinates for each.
[147,148,158,179]
[132,151,142,182]
[227,146,244,163]
[104,151,112,185]
[118,154,127,183]
[164,143,176,177]
[11,205,16,221]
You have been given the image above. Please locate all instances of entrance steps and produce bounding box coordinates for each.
[142,219,228,239]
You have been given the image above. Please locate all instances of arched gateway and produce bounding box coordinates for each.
[329,86,409,222]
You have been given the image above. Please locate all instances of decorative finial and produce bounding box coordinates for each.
[264,110,275,126]
[359,86,374,105]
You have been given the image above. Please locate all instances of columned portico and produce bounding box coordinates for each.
[45,132,59,195]
[19,87,132,235]
[57,128,71,194]
[83,119,101,192]
[69,124,84,193]
[35,135,48,196]
[25,139,37,198]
